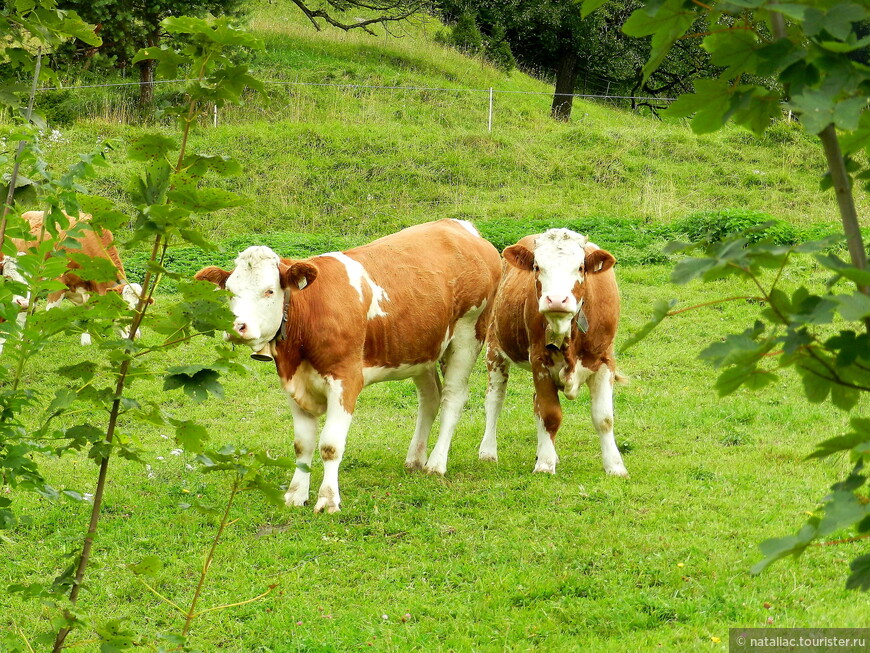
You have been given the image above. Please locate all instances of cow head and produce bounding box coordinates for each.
[195,246,318,356]
[0,254,31,311]
[503,229,615,345]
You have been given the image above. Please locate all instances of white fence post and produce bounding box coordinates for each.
[488,87,493,133]
[213,104,218,127]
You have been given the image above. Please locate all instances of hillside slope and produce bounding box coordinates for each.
[34,0,864,242]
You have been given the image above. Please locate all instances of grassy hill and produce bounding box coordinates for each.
[36,0,865,249]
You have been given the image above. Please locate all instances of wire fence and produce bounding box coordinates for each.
[33,77,678,131]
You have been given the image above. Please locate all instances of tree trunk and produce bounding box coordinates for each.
[137,59,155,108]
[551,50,578,121]
[137,26,161,109]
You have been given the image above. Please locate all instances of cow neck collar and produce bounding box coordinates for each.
[274,287,292,343]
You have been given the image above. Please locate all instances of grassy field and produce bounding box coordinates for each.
[3,1,869,651]
[1,262,867,652]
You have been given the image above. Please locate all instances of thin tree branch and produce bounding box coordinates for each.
[133,576,188,616]
[667,295,763,316]
[192,584,277,618]
[812,533,870,547]
[0,49,42,248]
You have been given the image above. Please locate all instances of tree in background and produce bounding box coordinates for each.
[58,0,428,108]
[435,0,717,120]
[57,1,246,107]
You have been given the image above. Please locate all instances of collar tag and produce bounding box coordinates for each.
[575,306,589,334]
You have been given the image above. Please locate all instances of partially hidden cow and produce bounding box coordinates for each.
[477,228,628,477]
[195,219,502,513]
[1,211,147,345]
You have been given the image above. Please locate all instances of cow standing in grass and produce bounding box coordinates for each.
[195,219,501,513]
[478,228,628,477]
[1,211,147,346]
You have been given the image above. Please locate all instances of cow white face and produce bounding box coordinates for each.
[194,246,318,354]
[121,283,144,311]
[504,229,615,343]
[1,254,31,311]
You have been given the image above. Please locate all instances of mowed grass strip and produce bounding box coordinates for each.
[1,262,866,652]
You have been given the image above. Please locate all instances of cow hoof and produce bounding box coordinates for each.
[478,450,498,462]
[405,460,425,472]
[606,466,630,478]
[314,497,340,514]
[533,461,556,474]
[284,488,308,507]
[423,462,447,476]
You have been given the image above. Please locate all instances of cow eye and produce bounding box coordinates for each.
[532,263,539,272]
[265,289,275,297]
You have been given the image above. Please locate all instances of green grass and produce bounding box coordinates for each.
[1,263,868,651]
[31,3,867,241]
[3,1,869,650]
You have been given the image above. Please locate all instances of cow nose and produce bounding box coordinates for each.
[545,295,570,311]
[233,321,248,336]
[14,297,28,309]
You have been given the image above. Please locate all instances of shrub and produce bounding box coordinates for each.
[673,208,798,245]
[484,25,516,73]
[449,12,483,55]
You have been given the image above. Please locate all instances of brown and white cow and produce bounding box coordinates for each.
[477,228,628,477]
[2,211,147,345]
[195,219,502,513]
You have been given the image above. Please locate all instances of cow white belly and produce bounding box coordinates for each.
[363,362,435,385]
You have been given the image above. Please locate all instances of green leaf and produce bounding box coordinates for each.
[670,257,718,284]
[833,97,868,132]
[714,365,777,396]
[164,368,223,403]
[131,45,187,79]
[751,519,819,575]
[47,388,77,415]
[173,421,210,454]
[817,3,867,41]
[666,79,733,134]
[128,555,163,576]
[815,253,870,286]
[580,0,610,17]
[127,134,177,162]
[59,14,102,46]
[67,251,124,283]
[846,554,870,591]
[809,419,870,460]
[832,293,870,322]
[165,188,245,212]
[790,89,835,134]
[768,3,807,20]
[623,0,697,82]
[704,29,760,77]
[818,490,868,537]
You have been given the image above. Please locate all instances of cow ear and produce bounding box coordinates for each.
[586,248,616,274]
[503,244,535,271]
[281,261,318,291]
[195,266,232,289]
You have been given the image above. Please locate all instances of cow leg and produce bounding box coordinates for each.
[406,367,440,471]
[532,377,561,474]
[424,321,481,475]
[587,365,628,477]
[314,378,357,514]
[285,400,319,507]
[478,348,508,462]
